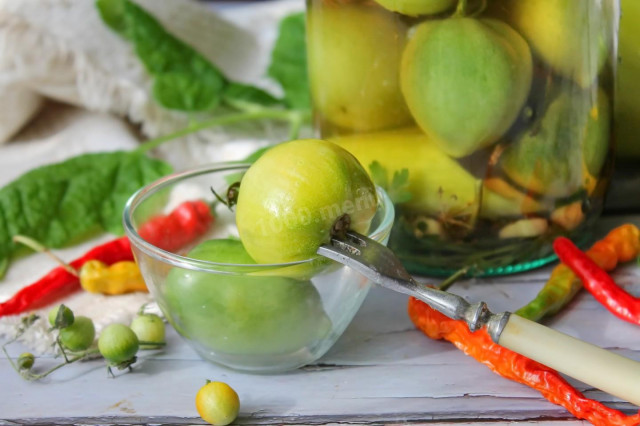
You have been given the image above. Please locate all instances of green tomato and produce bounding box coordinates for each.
[500,0,613,88]
[48,304,74,328]
[196,381,240,426]
[500,89,608,198]
[373,0,455,16]
[236,139,377,263]
[98,323,139,365]
[130,314,166,349]
[616,0,640,159]
[164,239,332,356]
[59,316,95,351]
[401,18,532,158]
[307,4,412,132]
[583,89,611,177]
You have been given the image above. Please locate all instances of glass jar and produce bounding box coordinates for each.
[306,0,618,277]
[617,0,640,161]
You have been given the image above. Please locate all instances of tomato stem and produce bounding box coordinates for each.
[136,108,311,154]
[2,314,101,381]
[455,0,468,16]
[330,214,352,240]
[12,235,78,277]
[438,266,470,291]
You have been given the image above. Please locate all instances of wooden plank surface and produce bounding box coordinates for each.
[2,215,639,425]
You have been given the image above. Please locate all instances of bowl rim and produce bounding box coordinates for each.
[123,162,395,273]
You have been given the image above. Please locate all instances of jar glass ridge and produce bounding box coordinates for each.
[306,0,619,276]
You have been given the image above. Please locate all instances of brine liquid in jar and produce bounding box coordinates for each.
[306,0,618,276]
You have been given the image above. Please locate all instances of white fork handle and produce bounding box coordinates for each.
[499,314,640,406]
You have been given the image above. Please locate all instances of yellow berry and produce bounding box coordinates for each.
[195,381,240,426]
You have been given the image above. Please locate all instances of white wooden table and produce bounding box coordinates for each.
[1,2,639,423]
[2,215,640,425]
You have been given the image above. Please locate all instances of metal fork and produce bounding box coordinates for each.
[317,231,640,406]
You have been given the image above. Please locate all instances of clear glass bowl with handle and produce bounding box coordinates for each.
[123,163,394,373]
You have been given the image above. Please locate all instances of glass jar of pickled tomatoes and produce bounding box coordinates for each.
[306,0,619,276]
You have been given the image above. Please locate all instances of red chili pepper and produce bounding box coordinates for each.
[138,200,213,252]
[0,237,133,316]
[409,297,640,426]
[0,200,213,317]
[554,236,640,326]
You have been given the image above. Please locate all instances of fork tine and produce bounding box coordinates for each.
[318,231,415,284]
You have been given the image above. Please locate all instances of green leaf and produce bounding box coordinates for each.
[267,13,311,110]
[96,0,127,36]
[368,161,412,205]
[0,152,172,268]
[368,161,389,190]
[222,83,281,111]
[97,0,227,112]
[243,145,272,164]
[390,169,412,203]
[153,72,222,112]
[0,257,7,280]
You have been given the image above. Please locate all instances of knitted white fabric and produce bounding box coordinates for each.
[0,0,261,143]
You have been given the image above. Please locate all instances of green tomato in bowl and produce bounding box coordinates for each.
[236,139,377,264]
[164,239,332,356]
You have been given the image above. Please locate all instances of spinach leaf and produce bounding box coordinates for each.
[0,257,6,280]
[97,1,311,116]
[96,0,227,112]
[222,83,281,111]
[267,13,311,111]
[0,152,171,266]
[96,0,127,36]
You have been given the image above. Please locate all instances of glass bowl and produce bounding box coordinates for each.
[123,163,394,373]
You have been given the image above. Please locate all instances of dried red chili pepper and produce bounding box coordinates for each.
[554,236,640,326]
[408,297,640,426]
[0,200,213,317]
[516,224,640,321]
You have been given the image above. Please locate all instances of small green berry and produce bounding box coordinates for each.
[98,323,139,365]
[17,352,35,370]
[48,304,74,329]
[59,316,95,351]
[130,314,165,349]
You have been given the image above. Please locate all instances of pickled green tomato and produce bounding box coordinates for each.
[615,0,640,158]
[306,4,412,132]
[401,18,533,158]
[372,0,455,16]
[164,239,331,355]
[331,128,548,221]
[503,0,613,89]
[500,90,610,198]
[331,128,479,215]
[236,139,377,264]
[583,89,611,178]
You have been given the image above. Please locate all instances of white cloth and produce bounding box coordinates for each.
[0,0,305,167]
[0,0,259,142]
